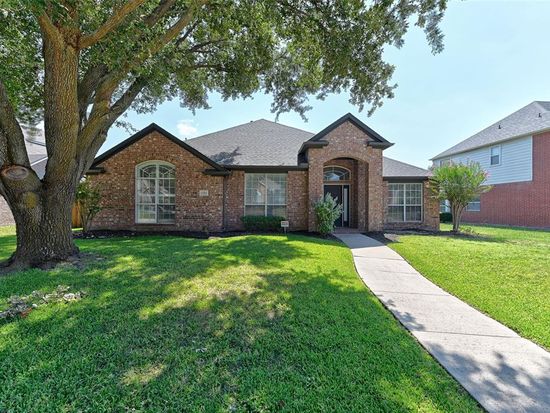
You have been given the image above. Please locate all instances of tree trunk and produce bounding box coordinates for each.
[3,182,78,271]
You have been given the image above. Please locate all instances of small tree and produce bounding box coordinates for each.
[430,163,491,233]
[314,193,343,236]
[76,179,102,233]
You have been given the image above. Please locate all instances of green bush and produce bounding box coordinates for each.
[440,212,452,223]
[241,215,285,232]
[314,193,343,236]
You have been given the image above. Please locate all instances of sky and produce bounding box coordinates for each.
[104,0,550,169]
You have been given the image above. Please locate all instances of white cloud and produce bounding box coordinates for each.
[176,119,198,139]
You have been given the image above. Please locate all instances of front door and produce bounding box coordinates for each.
[324,184,350,227]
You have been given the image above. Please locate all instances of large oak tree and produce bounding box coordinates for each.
[0,0,446,270]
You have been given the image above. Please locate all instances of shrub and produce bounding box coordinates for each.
[430,162,491,232]
[76,178,102,233]
[440,212,452,223]
[241,215,285,232]
[314,193,343,236]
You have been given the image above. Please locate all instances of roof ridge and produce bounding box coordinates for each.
[187,119,314,143]
[384,156,429,172]
[432,100,549,160]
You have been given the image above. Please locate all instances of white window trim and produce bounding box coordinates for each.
[388,182,423,223]
[135,160,176,224]
[490,145,501,166]
[244,173,288,217]
[466,197,481,212]
[323,165,352,182]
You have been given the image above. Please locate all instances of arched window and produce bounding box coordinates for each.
[136,161,175,223]
[323,166,351,182]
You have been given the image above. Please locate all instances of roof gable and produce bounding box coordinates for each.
[92,123,225,170]
[308,113,393,147]
[433,101,550,159]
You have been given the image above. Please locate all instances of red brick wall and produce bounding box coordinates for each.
[224,170,309,231]
[287,171,308,230]
[89,131,224,232]
[305,121,384,231]
[383,180,440,230]
[224,170,245,231]
[462,132,550,228]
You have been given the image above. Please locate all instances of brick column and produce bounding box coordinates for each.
[367,148,384,231]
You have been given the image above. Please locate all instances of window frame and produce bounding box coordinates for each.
[466,196,481,212]
[490,145,501,166]
[323,165,351,182]
[387,182,423,223]
[244,173,288,217]
[135,161,176,224]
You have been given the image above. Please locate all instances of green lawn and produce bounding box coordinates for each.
[0,228,479,412]
[389,224,550,350]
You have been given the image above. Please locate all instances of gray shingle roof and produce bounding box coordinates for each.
[382,157,431,178]
[433,101,550,159]
[186,119,314,166]
[186,118,428,178]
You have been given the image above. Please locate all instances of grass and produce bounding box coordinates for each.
[389,223,550,350]
[0,227,480,412]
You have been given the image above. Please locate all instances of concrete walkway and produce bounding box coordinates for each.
[335,233,550,413]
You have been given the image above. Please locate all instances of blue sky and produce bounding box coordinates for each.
[105,0,550,168]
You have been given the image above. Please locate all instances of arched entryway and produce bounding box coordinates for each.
[323,165,352,227]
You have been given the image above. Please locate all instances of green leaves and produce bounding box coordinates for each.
[430,162,492,231]
[314,193,343,235]
[1,0,448,122]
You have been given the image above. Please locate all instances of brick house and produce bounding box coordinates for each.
[432,101,550,228]
[85,113,438,232]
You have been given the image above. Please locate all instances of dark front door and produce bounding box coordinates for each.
[324,184,350,227]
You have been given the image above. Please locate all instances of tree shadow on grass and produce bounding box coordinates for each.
[0,235,480,412]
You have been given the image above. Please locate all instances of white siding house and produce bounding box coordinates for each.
[434,135,533,185]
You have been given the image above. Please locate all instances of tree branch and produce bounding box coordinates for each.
[78,64,109,126]
[143,0,177,27]
[79,0,146,49]
[0,79,30,167]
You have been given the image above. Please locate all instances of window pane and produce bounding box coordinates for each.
[244,205,265,216]
[245,174,266,205]
[388,184,404,205]
[159,165,175,178]
[138,205,156,221]
[157,205,175,223]
[405,206,422,221]
[323,167,350,181]
[267,205,286,218]
[139,165,157,178]
[405,184,422,205]
[491,155,500,165]
[159,178,175,196]
[388,206,404,222]
[266,174,286,205]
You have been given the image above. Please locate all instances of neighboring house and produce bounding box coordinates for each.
[88,113,439,233]
[0,126,48,226]
[432,101,550,228]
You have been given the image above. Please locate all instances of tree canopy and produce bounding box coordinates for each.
[0,0,447,269]
[2,0,446,125]
[431,162,492,232]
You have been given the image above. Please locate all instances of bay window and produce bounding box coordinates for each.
[388,183,423,222]
[245,173,287,217]
[136,161,176,224]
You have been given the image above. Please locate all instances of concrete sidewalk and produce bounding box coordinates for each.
[335,233,550,413]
